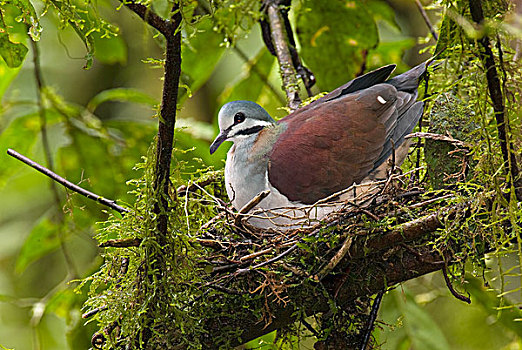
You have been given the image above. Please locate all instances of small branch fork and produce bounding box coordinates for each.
[7,149,129,214]
[260,0,315,110]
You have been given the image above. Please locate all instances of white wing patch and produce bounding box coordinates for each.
[377,95,387,104]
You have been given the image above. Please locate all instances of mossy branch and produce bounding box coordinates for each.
[468,0,522,200]
[263,0,302,110]
[194,204,461,347]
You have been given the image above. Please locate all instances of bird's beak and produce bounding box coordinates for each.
[210,130,228,154]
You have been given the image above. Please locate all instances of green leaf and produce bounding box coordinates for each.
[47,0,119,69]
[92,32,127,65]
[219,49,276,104]
[0,34,27,68]
[245,330,277,349]
[365,0,415,71]
[15,217,62,274]
[2,0,42,40]
[87,88,158,112]
[0,57,21,101]
[0,7,28,68]
[0,113,41,187]
[180,18,226,101]
[296,0,379,91]
[466,276,522,337]
[396,290,452,350]
[367,38,415,71]
[365,0,399,27]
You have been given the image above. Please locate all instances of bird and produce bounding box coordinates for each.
[210,61,430,229]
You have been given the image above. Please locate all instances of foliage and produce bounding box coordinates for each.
[0,0,521,349]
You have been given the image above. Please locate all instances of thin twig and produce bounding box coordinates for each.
[31,39,78,279]
[7,149,129,214]
[414,0,438,41]
[207,284,243,295]
[99,238,142,248]
[259,0,315,96]
[234,190,270,226]
[82,305,108,319]
[235,244,298,276]
[406,132,470,148]
[239,248,273,262]
[443,262,471,303]
[315,237,353,281]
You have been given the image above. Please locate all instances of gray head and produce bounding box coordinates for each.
[210,101,275,154]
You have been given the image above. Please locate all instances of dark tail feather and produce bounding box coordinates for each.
[339,64,396,95]
[386,62,429,92]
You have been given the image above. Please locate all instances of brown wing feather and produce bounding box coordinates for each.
[268,84,399,204]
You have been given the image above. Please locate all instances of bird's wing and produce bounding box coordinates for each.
[284,64,397,122]
[268,83,402,204]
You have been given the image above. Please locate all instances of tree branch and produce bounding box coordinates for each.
[468,0,522,200]
[121,1,173,36]
[201,241,447,348]
[264,0,302,110]
[196,206,458,347]
[7,149,129,214]
[153,4,182,242]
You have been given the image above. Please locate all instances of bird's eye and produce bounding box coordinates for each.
[234,112,245,124]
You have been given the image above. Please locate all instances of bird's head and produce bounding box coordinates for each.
[210,101,275,154]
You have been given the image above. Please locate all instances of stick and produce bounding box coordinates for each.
[414,0,438,41]
[234,190,270,226]
[99,238,142,248]
[235,244,298,276]
[406,132,469,148]
[315,237,353,281]
[7,149,129,214]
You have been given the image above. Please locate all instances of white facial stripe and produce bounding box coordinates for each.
[228,120,273,138]
[377,95,387,104]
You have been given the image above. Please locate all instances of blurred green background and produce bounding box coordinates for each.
[1,0,521,348]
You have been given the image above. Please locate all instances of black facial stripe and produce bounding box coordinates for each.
[234,125,266,136]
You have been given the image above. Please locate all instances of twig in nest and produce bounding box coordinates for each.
[405,132,470,148]
[443,262,471,304]
[197,238,229,250]
[235,244,298,276]
[240,247,274,262]
[7,149,129,214]
[234,190,271,226]
[358,208,380,221]
[99,238,142,248]
[314,237,353,281]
